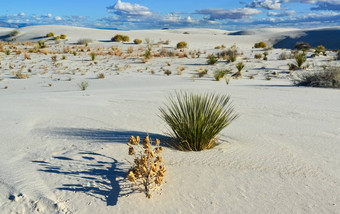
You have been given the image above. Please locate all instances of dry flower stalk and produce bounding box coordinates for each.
[127,135,166,198]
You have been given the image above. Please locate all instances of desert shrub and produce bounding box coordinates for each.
[5,49,10,55]
[51,55,57,62]
[127,135,166,198]
[159,91,238,151]
[295,52,306,68]
[72,51,77,56]
[62,55,66,60]
[97,73,105,79]
[217,45,238,62]
[263,51,268,60]
[111,34,130,42]
[207,54,218,65]
[315,45,326,56]
[295,42,311,51]
[77,38,93,45]
[236,62,245,72]
[164,70,172,76]
[90,52,96,61]
[254,41,267,48]
[54,36,60,40]
[60,34,67,39]
[198,69,208,78]
[144,48,152,59]
[254,53,262,59]
[15,71,30,79]
[46,32,54,37]
[78,81,88,90]
[214,69,227,81]
[37,40,46,48]
[278,52,289,60]
[9,30,19,37]
[176,41,187,49]
[294,66,340,88]
[133,39,142,44]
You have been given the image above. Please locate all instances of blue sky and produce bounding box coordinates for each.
[1,0,340,30]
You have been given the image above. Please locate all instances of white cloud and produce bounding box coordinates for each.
[196,8,262,20]
[268,10,296,17]
[107,0,151,16]
[247,0,282,10]
[55,16,62,21]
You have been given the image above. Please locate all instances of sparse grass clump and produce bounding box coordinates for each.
[236,62,245,72]
[78,81,88,91]
[214,69,227,81]
[111,34,130,42]
[78,38,93,45]
[97,73,105,79]
[60,34,67,39]
[278,52,289,60]
[164,70,172,76]
[207,54,218,65]
[159,91,238,151]
[176,41,187,49]
[254,53,262,59]
[127,135,166,198]
[254,41,267,48]
[46,32,55,37]
[90,52,96,61]
[294,66,340,88]
[295,52,306,68]
[133,39,142,44]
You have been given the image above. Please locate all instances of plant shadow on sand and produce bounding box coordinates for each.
[33,152,132,206]
[43,127,169,144]
[33,128,170,205]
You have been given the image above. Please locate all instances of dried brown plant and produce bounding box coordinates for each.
[127,135,166,198]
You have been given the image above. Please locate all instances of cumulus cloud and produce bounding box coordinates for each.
[196,8,261,20]
[107,0,151,16]
[268,10,296,17]
[246,0,282,10]
[311,2,340,11]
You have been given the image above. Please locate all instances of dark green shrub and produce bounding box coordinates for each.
[9,30,19,37]
[46,32,55,37]
[60,34,67,39]
[176,41,187,49]
[111,34,130,42]
[295,42,311,51]
[133,39,142,44]
[295,52,306,68]
[159,91,238,151]
[254,41,267,48]
[236,62,245,72]
[207,54,217,65]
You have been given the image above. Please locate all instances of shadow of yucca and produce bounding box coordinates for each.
[36,127,169,144]
[33,152,133,206]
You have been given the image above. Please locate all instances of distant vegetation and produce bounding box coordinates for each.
[176,41,187,49]
[8,30,19,37]
[133,39,142,44]
[111,34,130,42]
[254,41,267,48]
[294,65,340,88]
[77,38,93,45]
[46,32,55,37]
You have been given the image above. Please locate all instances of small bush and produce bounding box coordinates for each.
[278,52,289,60]
[214,69,226,81]
[176,41,187,49]
[254,53,262,59]
[127,135,166,198]
[236,62,245,72]
[315,45,326,56]
[295,52,306,68]
[294,66,340,88]
[5,49,10,55]
[164,70,172,76]
[159,91,238,151]
[254,41,267,48]
[46,32,55,37]
[97,73,105,79]
[207,54,217,65]
[78,81,88,91]
[37,40,46,48]
[15,71,30,79]
[295,42,311,51]
[78,38,93,45]
[60,34,67,39]
[133,39,142,44]
[111,34,130,42]
[73,51,77,56]
[54,36,60,40]
[9,30,19,37]
[217,45,238,62]
[90,52,96,61]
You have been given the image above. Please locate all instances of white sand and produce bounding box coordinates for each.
[0,25,339,213]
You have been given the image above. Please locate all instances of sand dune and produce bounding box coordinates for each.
[0,25,339,213]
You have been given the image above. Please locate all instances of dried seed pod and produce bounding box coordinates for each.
[143,135,150,147]
[127,171,136,182]
[136,136,140,144]
[128,146,135,155]
[155,138,160,146]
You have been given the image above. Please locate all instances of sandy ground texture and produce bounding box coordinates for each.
[0,25,339,214]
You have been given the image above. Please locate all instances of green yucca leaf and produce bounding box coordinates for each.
[159,91,238,151]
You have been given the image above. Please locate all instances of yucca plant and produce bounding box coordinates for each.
[236,62,245,72]
[159,92,238,151]
[295,52,306,68]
